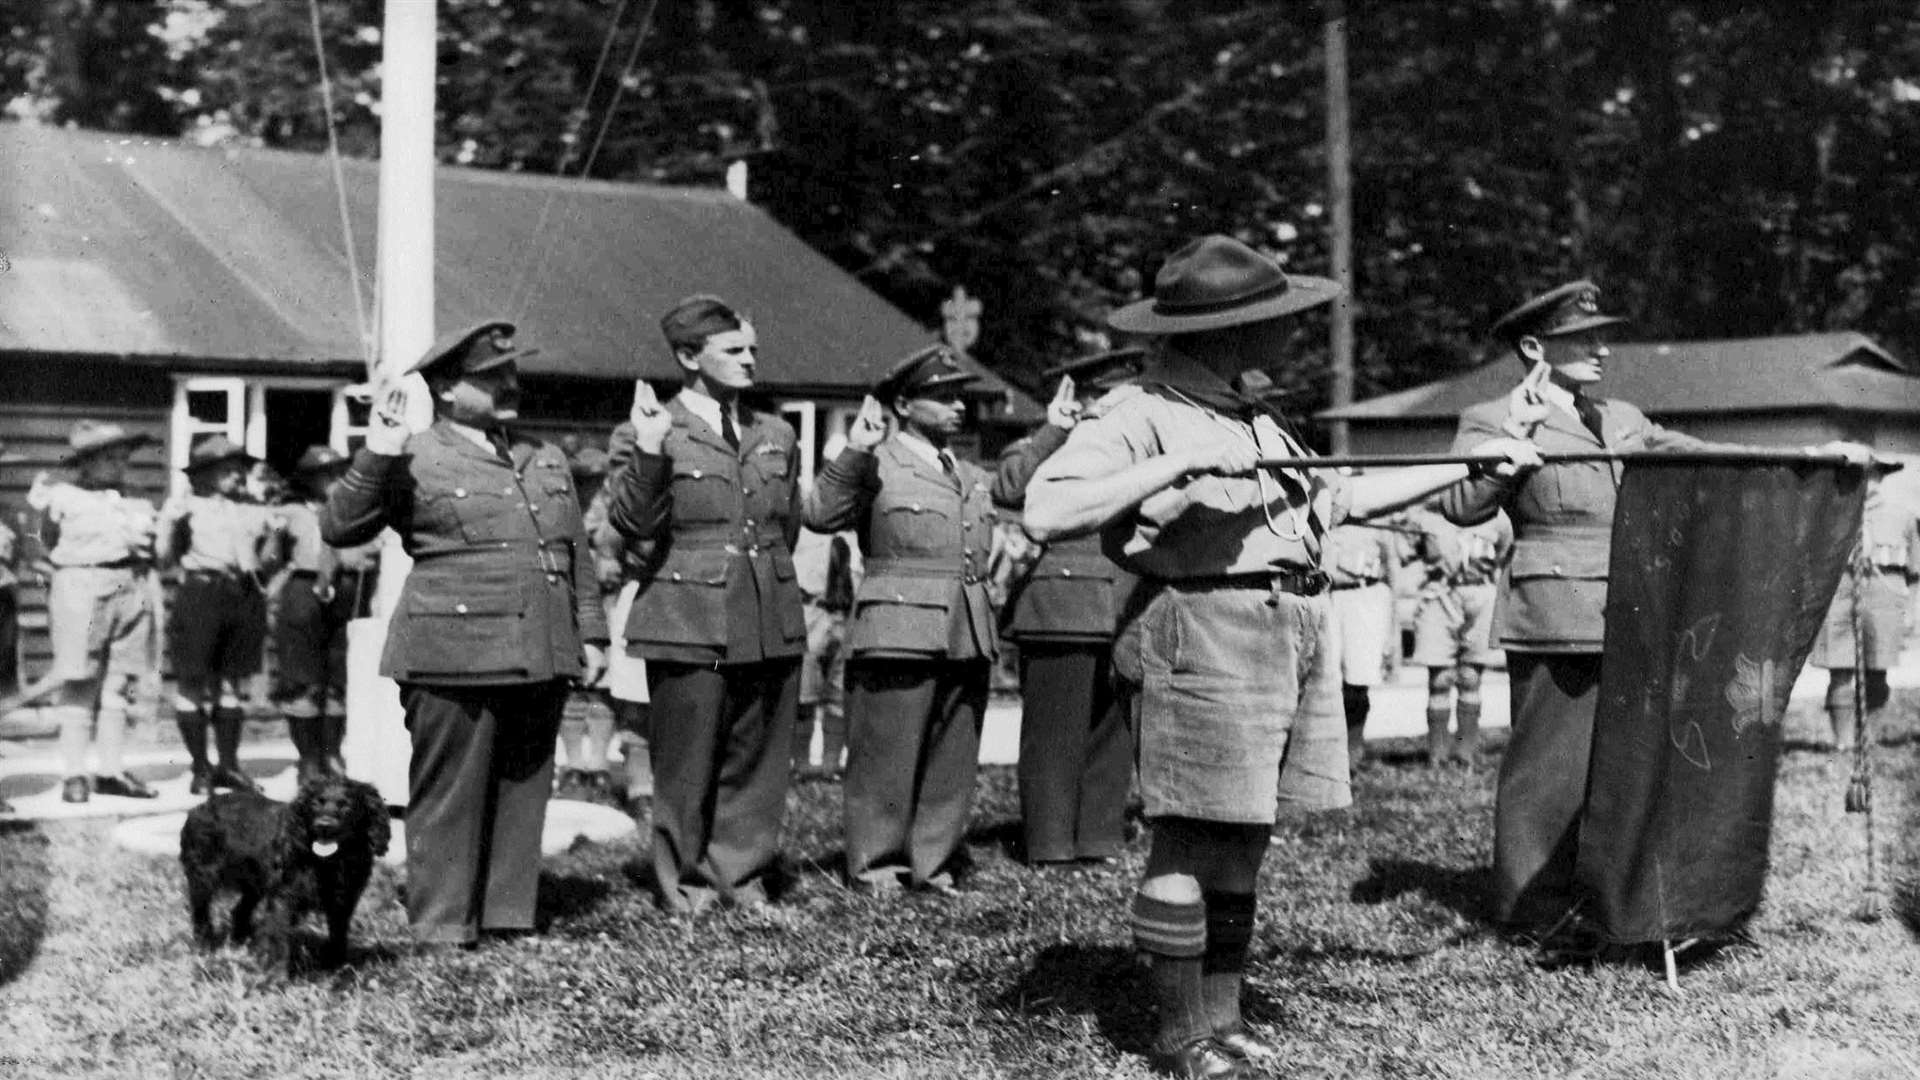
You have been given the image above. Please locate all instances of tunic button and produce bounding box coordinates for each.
[548,574,559,583]
[1061,569,1073,577]
[911,503,923,512]
[894,593,905,602]
[454,488,468,498]
[962,522,971,530]
[741,487,750,495]
[454,603,468,614]
[691,470,703,479]
[1550,565,1564,576]
[671,572,683,582]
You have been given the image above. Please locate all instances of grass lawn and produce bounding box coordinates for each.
[2,696,1918,1080]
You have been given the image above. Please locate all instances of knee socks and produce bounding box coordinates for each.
[1201,890,1257,1032]
[176,707,212,775]
[212,707,244,772]
[1133,892,1209,1053]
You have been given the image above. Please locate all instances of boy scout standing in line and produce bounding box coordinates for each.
[993,348,1143,867]
[157,435,284,796]
[807,344,1000,896]
[554,447,623,806]
[789,521,860,780]
[1320,517,1404,771]
[1025,236,1538,1078]
[605,295,807,914]
[1807,478,1917,751]
[273,446,379,783]
[322,321,608,947]
[26,421,164,803]
[1406,506,1512,766]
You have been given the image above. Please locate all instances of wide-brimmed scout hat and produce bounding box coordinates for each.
[874,344,981,402]
[1107,235,1343,335]
[1041,346,1148,391]
[404,320,539,381]
[61,419,156,464]
[1489,280,1626,342]
[292,445,350,475]
[183,434,252,473]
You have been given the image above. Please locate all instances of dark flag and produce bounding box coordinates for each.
[1576,461,1866,944]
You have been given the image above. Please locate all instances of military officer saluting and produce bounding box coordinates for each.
[321,321,608,947]
[808,344,999,895]
[993,347,1143,867]
[605,294,807,914]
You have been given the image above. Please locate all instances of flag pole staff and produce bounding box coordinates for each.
[1252,451,1900,471]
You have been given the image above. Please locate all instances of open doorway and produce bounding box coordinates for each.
[258,387,336,482]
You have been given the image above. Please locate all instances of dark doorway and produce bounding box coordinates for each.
[262,388,336,480]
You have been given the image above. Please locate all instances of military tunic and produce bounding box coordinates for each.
[994,419,1135,863]
[1439,392,1710,927]
[322,419,607,944]
[807,433,998,889]
[604,396,806,912]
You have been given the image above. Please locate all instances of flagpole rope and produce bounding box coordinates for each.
[306,0,374,369]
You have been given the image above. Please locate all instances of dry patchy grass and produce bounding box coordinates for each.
[2,695,1918,1079]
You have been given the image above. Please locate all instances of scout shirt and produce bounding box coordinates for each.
[1322,523,1399,590]
[1439,389,1709,654]
[991,399,1138,642]
[28,479,157,567]
[157,493,281,576]
[806,432,999,661]
[321,419,608,686]
[1024,351,1349,582]
[1410,510,1513,588]
[603,392,806,665]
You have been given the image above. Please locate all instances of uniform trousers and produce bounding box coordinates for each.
[400,680,567,944]
[1496,651,1603,928]
[646,658,799,912]
[1015,642,1131,862]
[844,657,989,888]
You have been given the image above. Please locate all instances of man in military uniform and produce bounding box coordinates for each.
[1808,478,1918,751]
[605,295,806,914]
[1321,515,1405,770]
[807,344,1000,896]
[26,421,164,804]
[993,347,1143,867]
[321,320,607,947]
[1406,506,1512,765]
[273,446,379,783]
[158,434,284,796]
[1436,280,1865,935]
[1024,235,1539,1079]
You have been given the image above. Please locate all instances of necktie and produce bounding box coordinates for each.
[938,450,960,485]
[1573,395,1606,444]
[720,408,740,451]
[487,428,513,463]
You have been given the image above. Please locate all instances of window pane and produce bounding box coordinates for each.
[187,390,230,423]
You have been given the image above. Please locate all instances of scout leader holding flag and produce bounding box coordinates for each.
[992,347,1145,868]
[605,295,807,915]
[807,344,1001,896]
[322,321,608,947]
[1023,235,1540,1079]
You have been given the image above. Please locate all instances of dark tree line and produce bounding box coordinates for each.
[9,0,1920,420]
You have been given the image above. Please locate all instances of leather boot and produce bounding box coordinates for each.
[177,708,214,795]
[287,714,325,785]
[320,713,349,776]
[210,707,261,794]
[1453,701,1482,765]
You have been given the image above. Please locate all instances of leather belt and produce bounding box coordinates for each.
[1166,568,1330,597]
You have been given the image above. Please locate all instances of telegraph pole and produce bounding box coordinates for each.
[1324,0,1355,453]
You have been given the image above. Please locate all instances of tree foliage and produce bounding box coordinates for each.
[8,0,1920,421]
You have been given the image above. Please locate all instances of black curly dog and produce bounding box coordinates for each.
[181,775,391,973]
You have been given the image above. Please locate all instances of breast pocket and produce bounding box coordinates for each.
[398,571,529,677]
[430,484,529,544]
[630,547,733,648]
[877,501,954,553]
[538,477,582,533]
[669,465,737,524]
[847,573,955,654]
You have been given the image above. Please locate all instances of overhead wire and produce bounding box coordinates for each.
[306,0,374,371]
[511,0,663,321]
[505,0,634,316]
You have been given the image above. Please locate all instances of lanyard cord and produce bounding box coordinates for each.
[1161,386,1310,542]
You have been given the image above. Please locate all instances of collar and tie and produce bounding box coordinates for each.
[486,428,513,463]
[938,449,960,486]
[720,408,740,451]
[1572,395,1606,444]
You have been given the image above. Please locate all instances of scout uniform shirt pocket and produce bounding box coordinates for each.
[396,570,529,678]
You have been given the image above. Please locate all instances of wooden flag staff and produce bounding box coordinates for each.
[1252,450,1902,471]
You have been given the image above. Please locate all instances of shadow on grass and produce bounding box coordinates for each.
[536,869,617,928]
[0,820,50,988]
[998,943,1153,1055]
[1348,856,1492,926]
[965,817,1024,861]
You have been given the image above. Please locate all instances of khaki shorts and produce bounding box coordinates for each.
[47,566,153,682]
[1114,582,1350,824]
[1328,582,1394,687]
[1411,582,1499,668]
[1809,571,1911,671]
